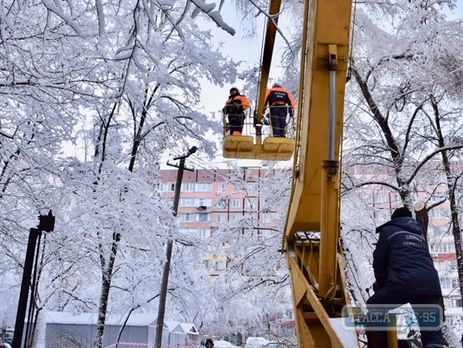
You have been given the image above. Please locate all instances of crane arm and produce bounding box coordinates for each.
[283,0,354,346]
[255,0,282,125]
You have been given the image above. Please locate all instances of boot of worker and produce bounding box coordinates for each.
[366,331,387,348]
[420,321,448,347]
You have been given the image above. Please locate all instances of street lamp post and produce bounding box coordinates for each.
[154,146,197,348]
[13,211,55,348]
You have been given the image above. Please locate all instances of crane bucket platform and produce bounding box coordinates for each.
[223,135,295,161]
[222,0,297,162]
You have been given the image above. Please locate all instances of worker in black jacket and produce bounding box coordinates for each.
[264,83,296,137]
[366,207,447,348]
[222,87,250,136]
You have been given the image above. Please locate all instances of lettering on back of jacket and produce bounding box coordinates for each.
[387,230,426,248]
[268,91,291,105]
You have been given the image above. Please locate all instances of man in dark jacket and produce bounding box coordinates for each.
[366,207,446,348]
[264,83,296,137]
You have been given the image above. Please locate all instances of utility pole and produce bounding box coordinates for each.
[154,146,197,348]
[13,211,55,348]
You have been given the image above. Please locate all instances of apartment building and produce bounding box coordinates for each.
[158,167,279,275]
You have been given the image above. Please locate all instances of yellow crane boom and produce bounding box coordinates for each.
[283,0,354,346]
[255,0,282,125]
[222,0,355,341]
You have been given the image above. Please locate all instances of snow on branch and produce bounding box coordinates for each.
[42,0,86,37]
[247,0,295,55]
[189,0,235,35]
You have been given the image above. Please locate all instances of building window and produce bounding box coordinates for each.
[376,193,387,203]
[182,183,195,192]
[263,213,272,223]
[247,183,257,194]
[179,198,212,208]
[377,209,389,221]
[245,198,258,210]
[197,213,210,222]
[199,229,211,238]
[180,198,196,207]
[198,199,212,207]
[220,183,227,192]
[232,199,241,208]
[454,298,462,307]
[196,183,212,192]
[179,228,211,238]
[441,278,451,289]
[216,198,228,209]
[215,261,226,271]
[179,213,195,222]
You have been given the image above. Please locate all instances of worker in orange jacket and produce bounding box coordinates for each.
[264,83,296,137]
[222,87,250,136]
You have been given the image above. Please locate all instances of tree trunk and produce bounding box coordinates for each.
[95,232,121,348]
[431,98,463,303]
[449,194,463,306]
[414,202,429,241]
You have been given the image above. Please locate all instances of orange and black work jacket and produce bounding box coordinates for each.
[223,94,250,115]
[264,86,296,111]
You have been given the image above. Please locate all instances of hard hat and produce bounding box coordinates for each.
[272,83,282,88]
[229,87,239,94]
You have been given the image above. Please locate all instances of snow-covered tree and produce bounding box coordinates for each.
[196,165,293,339]
[0,0,241,346]
[342,0,463,343]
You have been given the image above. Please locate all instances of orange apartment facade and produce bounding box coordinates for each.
[158,167,279,275]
